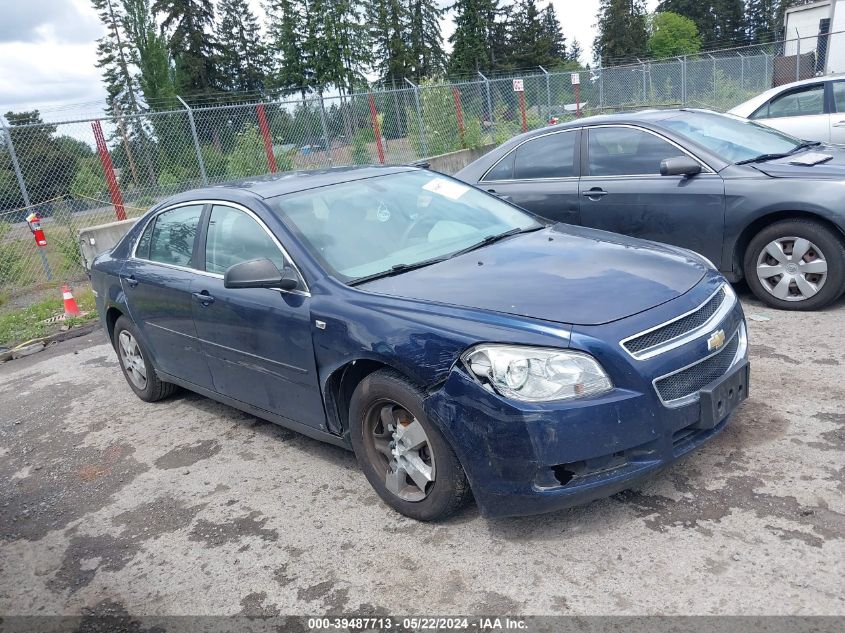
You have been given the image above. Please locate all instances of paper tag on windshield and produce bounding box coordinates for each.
[422,177,469,200]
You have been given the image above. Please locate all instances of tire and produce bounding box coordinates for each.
[112,315,178,402]
[348,369,471,521]
[743,219,845,311]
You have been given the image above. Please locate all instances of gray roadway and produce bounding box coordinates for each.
[1,292,843,616]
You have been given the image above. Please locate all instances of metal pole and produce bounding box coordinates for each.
[539,65,551,118]
[796,29,801,82]
[3,118,53,281]
[709,54,717,108]
[677,57,685,106]
[317,94,333,167]
[598,64,604,111]
[405,78,428,157]
[478,71,494,129]
[176,95,208,185]
[738,52,745,93]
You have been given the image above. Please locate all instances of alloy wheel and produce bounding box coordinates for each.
[118,330,147,390]
[756,236,828,302]
[365,401,436,502]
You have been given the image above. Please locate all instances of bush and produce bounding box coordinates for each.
[228,128,272,178]
[351,131,371,165]
[52,230,84,275]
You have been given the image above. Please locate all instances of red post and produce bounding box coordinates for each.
[92,119,126,221]
[518,91,528,133]
[369,94,385,165]
[256,104,278,173]
[452,87,465,147]
[575,84,582,117]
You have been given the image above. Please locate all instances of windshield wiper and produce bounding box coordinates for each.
[446,226,543,259]
[347,256,448,286]
[735,152,791,165]
[789,140,822,154]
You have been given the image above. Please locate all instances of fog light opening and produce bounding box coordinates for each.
[552,462,584,486]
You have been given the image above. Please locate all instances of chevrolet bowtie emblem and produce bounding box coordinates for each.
[707,329,726,351]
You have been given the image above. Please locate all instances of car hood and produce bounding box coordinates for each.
[358,225,707,326]
[753,145,845,179]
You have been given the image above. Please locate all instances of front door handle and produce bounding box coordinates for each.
[192,291,215,306]
[582,187,608,200]
[487,188,513,202]
[120,274,139,288]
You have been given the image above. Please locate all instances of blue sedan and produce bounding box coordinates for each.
[91,166,749,520]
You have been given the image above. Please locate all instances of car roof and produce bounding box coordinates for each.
[161,165,418,206]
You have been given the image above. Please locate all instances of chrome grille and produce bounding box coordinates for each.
[622,286,729,359]
[655,332,740,404]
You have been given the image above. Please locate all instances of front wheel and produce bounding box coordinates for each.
[743,219,845,310]
[348,369,471,521]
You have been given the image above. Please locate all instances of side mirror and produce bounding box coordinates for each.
[660,156,702,177]
[224,258,299,291]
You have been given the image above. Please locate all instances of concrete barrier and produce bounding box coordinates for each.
[78,218,138,271]
[424,144,497,174]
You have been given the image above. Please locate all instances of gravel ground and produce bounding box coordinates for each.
[0,290,843,617]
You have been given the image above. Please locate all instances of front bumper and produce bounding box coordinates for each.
[423,278,748,519]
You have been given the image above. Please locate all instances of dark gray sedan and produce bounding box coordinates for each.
[456,109,845,310]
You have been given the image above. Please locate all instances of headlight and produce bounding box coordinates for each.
[461,344,613,402]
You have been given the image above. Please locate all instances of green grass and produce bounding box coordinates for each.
[0,287,97,348]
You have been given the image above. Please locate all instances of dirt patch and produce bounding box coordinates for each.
[154,440,222,470]
[188,510,278,548]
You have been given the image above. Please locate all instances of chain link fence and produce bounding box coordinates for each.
[1,30,842,302]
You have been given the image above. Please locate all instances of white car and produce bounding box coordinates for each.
[729,75,845,143]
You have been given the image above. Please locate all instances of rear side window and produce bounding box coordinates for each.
[513,132,577,179]
[482,152,515,181]
[833,81,845,112]
[754,84,825,119]
[205,205,287,274]
[146,204,204,267]
[588,127,682,176]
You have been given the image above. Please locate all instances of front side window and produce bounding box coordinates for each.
[270,171,540,282]
[145,204,203,267]
[588,127,683,176]
[832,81,845,112]
[205,205,287,274]
[754,84,825,119]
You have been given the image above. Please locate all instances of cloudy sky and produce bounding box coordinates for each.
[0,0,658,120]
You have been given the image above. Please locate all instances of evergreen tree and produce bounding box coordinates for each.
[747,0,779,43]
[151,0,217,95]
[594,0,648,66]
[217,0,268,93]
[265,0,311,96]
[368,0,412,84]
[408,0,446,77]
[656,0,717,46]
[123,0,178,108]
[568,39,583,64]
[507,0,553,69]
[714,0,748,46]
[90,0,141,116]
[306,0,371,93]
[541,4,567,62]
[449,0,500,75]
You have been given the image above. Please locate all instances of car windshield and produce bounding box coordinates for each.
[269,170,542,283]
[662,111,804,164]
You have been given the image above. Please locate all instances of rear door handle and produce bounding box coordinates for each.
[120,274,139,288]
[192,291,215,306]
[834,120,845,127]
[582,188,608,199]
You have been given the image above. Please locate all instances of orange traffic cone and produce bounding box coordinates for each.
[62,284,80,317]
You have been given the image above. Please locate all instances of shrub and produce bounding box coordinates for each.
[351,131,371,165]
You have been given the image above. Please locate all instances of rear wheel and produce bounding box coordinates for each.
[113,316,177,402]
[349,369,471,521]
[743,219,845,310]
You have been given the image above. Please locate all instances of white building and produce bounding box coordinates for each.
[784,0,845,75]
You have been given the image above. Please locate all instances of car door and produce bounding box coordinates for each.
[477,128,581,225]
[749,82,831,142]
[190,202,325,430]
[578,125,726,267]
[119,203,214,389]
[828,80,845,144]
